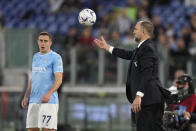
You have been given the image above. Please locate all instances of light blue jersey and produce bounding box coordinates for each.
[29,50,63,104]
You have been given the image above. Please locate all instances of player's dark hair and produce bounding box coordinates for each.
[38,32,52,40]
[140,20,154,37]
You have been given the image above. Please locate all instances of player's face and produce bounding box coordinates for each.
[38,35,52,54]
[133,22,143,43]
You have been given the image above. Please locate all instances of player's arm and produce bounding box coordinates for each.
[21,79,32,109]
[41,72,63,103]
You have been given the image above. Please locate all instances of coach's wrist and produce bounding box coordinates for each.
[136,91,144,97]
[104,44,111,52]
[108,46,114,54]
[136,95,142,98]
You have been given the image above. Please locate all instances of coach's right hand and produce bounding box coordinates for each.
[21,97,28,109]
[94,36,111,51]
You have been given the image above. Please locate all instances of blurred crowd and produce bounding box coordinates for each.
[47,0,196,84]
[0,0,196,84]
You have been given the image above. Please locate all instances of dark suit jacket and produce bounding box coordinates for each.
[112,39,163,106]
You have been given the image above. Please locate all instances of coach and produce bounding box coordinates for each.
[94,19,165,131]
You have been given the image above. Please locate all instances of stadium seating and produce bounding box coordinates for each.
[152,0,194,37]
[0,0,196,35]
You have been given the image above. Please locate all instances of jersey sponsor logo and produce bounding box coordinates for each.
[32,66,46,72]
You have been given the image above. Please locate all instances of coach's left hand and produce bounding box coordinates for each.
[41,93,51,103]
[132,95,141,113]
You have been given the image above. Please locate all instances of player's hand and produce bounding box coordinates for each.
[132,95,142,113]
[94,36,110,51]
[41,93,51,103]
[21,97,28,109]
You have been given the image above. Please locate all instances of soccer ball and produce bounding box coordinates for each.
[78,8,96,26]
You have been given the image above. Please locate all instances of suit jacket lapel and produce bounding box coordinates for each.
[132,39,150,59]
[128,39,151,79]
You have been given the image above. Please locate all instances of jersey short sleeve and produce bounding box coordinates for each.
[53,54,63,73]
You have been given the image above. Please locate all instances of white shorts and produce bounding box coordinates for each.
[26,103,58,130]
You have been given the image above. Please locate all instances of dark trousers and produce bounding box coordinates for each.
[135,103,165,131]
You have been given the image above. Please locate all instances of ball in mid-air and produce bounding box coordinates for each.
[78,8,96,26]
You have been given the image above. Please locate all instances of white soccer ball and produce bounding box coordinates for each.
[78,8,96,26]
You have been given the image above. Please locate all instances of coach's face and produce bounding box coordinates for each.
[38,35,52,54]
[133,22,143,43]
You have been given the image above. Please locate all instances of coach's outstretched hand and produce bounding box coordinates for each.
[94,36,111,51]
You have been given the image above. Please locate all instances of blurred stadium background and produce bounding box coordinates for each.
[0,0,196,130]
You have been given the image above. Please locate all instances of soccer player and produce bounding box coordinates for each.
[21,32,63,131]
